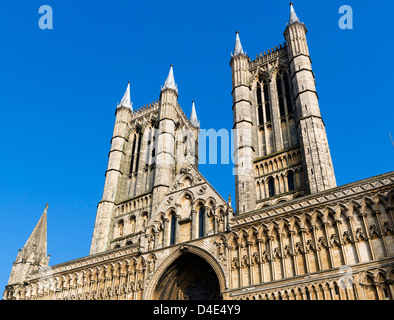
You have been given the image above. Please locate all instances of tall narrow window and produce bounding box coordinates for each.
[305,288,311,300]
[279,97,285,117]
[268,178,275,197]
[198,207,205,238]
[287,171,295,191]
[257,85,264,125]
[263,80,271,122]
[283,72,293,113]
[265,104,271,122]
[276,71,286,117]
[170,214,176,245]
[276,78,282,96]
[135,133,142,172]
[150,134,156,164]
[129,134,137,174]
[276,70,293,116]
[258,106,264,125]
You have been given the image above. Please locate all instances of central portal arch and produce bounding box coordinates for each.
[154,254,220,300]
[144,245,226,300]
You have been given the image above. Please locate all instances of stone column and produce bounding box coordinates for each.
[237,244,243,288]
[347,216,361,263]
[267,236,275,280]
[299,227,310,274]
[289,231,298,276]
[311,225,322,270]
[257,239,264,283]
[360,212,375,260]
[335,219,348,265]
[278,233,286,279]
[162,218,170,247]
[246,241,253,285]
[191,210,197,240]
[372,209,389,257]
[204,206,210,236]
[322,222,335,268]
[175,215,181,244]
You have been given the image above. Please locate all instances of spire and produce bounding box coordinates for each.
[190,100,200,127]
[289,2,300,24]
[232,31,245,56]
[19,203,48,263]
[161,65,178,93]
[7,204,50,286]
[118,81,133,110]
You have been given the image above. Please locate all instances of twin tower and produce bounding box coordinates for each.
[89,3,337,255]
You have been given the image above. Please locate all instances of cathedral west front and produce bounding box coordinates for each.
[3,3,394,301]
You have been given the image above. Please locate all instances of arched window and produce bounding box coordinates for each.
[129,217,136,234]
[117,220,124,237]
[287,171,295,191]
[170,214,176,245]
[305,288,311,300]
[198,207,205,238]
[268,178,275,197]
[257,77,272,123]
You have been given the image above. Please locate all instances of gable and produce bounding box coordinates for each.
[147,164,228,226]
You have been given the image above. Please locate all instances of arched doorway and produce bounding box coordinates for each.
[153,253,220,300]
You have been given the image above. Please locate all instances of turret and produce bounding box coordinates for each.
[190,100,199,128]
[152,65,178,207]
[284,3,336,193]
[187,100,200,168]
[90,82,132,254]
[230,32,257,214]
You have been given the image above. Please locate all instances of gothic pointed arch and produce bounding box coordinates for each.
[143,245,227,300]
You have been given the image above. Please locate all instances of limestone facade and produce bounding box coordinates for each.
[3,4,394,300]
[3,173,394,300]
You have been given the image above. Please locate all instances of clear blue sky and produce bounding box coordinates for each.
[0,0,393,293]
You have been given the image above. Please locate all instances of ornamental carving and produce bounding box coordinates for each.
[343,231,352,244]
[369,225,380,238]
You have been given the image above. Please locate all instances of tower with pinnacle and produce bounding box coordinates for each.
[230,3,337,213]
[90,65,201,254]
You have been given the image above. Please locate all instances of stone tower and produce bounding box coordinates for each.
[283,3,337,194]
[231,3,337,213]
[230,31,258,214]
[90,66,201,255]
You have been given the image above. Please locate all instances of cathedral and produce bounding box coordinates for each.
[3,4,394,300]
